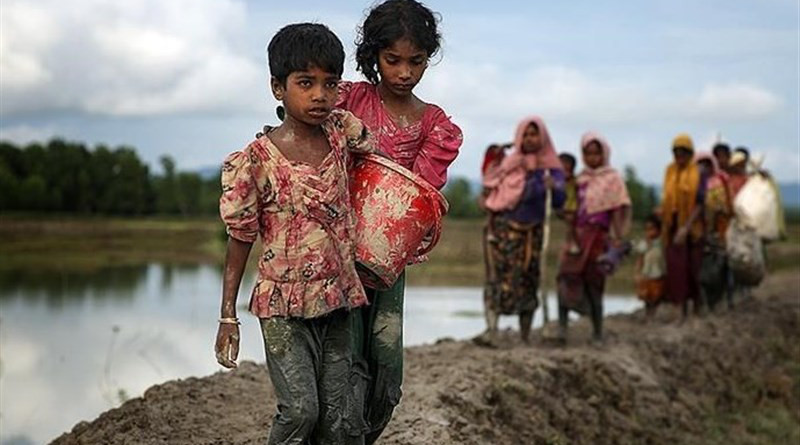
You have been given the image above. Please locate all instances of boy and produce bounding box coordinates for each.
[214,23,375,445]
[635,214,666,322]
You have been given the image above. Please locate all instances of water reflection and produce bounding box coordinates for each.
[0,265,149,307]
[0,263,641,445]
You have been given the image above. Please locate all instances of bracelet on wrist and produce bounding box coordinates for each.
[218,317,240,325]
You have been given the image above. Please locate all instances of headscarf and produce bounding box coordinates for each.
[482,116,562,212]
[661,133,702,241]
[575,131,631,215]
[695,152,729,191]
[695,151,733,237]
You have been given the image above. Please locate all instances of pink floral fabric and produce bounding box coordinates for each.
[336,81,463,190]
[220,110,376,319]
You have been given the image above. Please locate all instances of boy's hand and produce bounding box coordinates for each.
[215,323,240,369]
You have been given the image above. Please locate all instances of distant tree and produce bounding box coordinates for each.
[154,155,179,214]
[45,139,92,212]
[0,159,19,210]
[19,175,48,211]
[114,147,151,214]
[443,177,483,219]
[0,138,220,216]
[176,172,203,216]
[200,173,222,215]
[624,165,659,221]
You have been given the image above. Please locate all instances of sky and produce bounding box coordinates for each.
[1,0,799,183]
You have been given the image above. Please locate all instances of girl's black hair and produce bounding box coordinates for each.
[268,23,344,84]
[645,213,662,232]
[558,153,576,169]
[712,142,730,157]
[355,0,441,84]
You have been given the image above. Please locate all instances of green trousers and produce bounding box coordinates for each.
[353,272,405,445]
[260,309,366,445]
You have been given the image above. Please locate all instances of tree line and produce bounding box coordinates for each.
[0,139,220,215]
[0,138,658,220]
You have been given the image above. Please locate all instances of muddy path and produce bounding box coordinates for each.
[53,271,800,444]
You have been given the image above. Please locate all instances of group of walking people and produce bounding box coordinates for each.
[479,118,774,346]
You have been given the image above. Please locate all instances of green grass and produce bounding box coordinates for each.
[0,215,226,272]
[1,215,798,289]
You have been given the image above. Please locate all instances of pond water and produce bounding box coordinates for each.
[0,263,642,444]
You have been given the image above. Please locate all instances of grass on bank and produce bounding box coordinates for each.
[1,214,798,291]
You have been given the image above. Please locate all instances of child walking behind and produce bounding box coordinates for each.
[335,1,463,443]
[215,24,375,445]
[635,214,666,322]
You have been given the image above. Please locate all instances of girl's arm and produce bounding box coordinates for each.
[215,238,252,369]
[611,205,632,242]
[548,169,567,210]
[675,205,702,244]
[412,107,463,190]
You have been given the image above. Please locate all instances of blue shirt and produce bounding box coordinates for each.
[503,168,566,224]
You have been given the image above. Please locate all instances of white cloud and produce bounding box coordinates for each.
[0,0,263,117]
[691,83,782,120]
[420,62,782,128]
[0,2,58,90]
[0,124,59,144]
[415,60,786,182]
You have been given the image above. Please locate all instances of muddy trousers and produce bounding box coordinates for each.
[260,310,365,445]
[558,279,605,341]
[353,272,405,445]
[558,298,604,340]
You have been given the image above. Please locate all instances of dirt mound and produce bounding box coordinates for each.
[53,272,800,445]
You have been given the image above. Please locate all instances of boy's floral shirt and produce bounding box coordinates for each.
[220,110,375,319]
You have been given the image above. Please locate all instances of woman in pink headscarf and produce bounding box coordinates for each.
[556,131,631,344]
[478,116,566,345]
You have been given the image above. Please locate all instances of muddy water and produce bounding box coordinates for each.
[0,263,640,444]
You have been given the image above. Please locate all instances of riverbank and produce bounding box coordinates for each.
[2,216,799,291]
[52,270,800,445]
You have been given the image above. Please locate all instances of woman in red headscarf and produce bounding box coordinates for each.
[478,116,566,344]
[556,132,631,343]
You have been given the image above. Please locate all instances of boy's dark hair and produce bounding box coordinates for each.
[355,0,441,84]
[268,23,344,84]
[734,146,750,161]
[712,142,730,157]
[645,213,662,232]
[558,153,576,170]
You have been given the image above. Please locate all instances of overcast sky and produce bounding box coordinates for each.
[1,0,798,183]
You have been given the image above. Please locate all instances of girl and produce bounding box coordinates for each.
[556,132,631,343]
[480,116,565,345]
[336,1,463,443]
[661,133,705,320]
